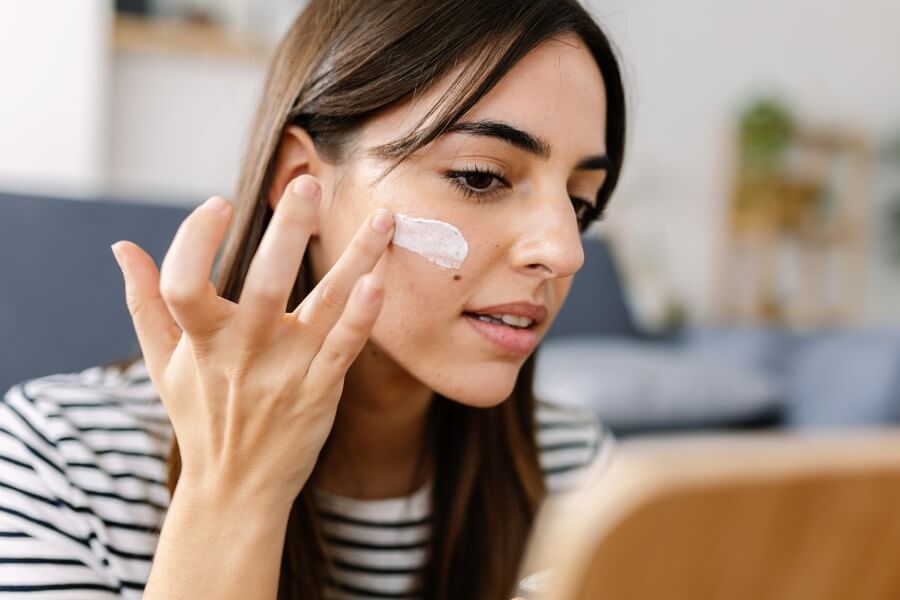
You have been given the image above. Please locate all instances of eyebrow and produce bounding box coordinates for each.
[443,119,611,171]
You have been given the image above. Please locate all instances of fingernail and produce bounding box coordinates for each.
[293,176,321,204]
[371,209,393,234]
[110,243,126,273]
[200,196,230,212]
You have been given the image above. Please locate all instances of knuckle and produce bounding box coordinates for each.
[223,360,252,384]
[246,282,284,305]
[342,315,371,339]
[322,345,352,371]
[316,281,346,313]
[124,292,144,317]
[189,334,218,359]
[159,281,194,307]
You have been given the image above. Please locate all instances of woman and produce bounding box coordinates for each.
[0,0,626,598]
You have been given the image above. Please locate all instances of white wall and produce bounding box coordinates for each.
[586,0,900,327]
[0,0,112,198]
[108,50,265,204]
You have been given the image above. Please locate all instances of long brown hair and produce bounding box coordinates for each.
[109,1,626,597]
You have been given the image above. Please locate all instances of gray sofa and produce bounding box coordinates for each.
[0,191,189,393]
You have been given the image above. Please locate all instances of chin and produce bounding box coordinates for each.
[429,360,523,408]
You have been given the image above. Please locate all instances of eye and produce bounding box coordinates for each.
[443,164,509,201]
[442,164,606,231]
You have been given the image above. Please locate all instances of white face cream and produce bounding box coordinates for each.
[391,213,468,270]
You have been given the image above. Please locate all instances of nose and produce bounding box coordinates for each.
[510,195,585,279]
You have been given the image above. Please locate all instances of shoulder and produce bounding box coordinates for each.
[0,359,171,596]
[535,399,615,494]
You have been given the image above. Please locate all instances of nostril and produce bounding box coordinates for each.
[527,263,553,274]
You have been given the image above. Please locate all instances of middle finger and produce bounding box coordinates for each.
[238,174,321,333]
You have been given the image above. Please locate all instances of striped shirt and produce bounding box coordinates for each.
[0,359,614,599]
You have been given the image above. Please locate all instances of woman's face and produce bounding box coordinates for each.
[306,34,609,407]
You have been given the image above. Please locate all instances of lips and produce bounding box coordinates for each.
[465,302,548,325]
[462,313,538,355]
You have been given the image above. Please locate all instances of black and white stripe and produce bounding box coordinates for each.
[0,360,613,599]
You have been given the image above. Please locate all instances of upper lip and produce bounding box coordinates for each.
[465,302,548,325]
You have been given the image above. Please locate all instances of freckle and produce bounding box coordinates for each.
[453,275,461,281]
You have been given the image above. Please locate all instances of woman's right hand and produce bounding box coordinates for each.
[110,174,395,510]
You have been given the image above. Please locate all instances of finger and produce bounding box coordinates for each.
[237,174,321,335]
[294,207,394,329]
[158,195,233,339]
[112,240,182,381]
[305,273,384,388]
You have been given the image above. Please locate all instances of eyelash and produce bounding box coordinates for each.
[442,164,606,230]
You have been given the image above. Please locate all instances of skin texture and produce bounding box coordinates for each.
[268,34,609,498]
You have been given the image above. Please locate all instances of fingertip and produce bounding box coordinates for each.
[371,208,394,234]
[111,242,128,272]
[292,174,321,203]
[199,196,231,213]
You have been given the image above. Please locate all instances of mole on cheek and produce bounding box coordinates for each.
[453,275,462,281]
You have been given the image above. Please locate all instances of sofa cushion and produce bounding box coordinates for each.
[543,236,641,340]
[534,336,784,434]
[783,329,900,427]
[0,191,190,393]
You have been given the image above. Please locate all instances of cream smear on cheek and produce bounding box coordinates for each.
[390,213,468,269]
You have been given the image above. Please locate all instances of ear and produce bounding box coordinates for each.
[268,125,324,235]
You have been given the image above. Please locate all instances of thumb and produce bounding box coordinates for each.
[111,241,181,380]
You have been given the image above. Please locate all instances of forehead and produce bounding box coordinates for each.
[361,34,608,160]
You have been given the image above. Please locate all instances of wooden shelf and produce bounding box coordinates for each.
[112,14,271,62]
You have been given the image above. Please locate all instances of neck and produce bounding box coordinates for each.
[313,340,434,500]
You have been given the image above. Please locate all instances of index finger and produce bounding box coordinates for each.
[294,208,394,330]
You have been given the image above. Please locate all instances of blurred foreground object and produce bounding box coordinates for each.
[714,97,874,329]
[520,429,900,600]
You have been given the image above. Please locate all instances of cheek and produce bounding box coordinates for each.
[371,217,501,330]
[372,245,468,335]
[555,277,574,307]
[367,242,525,405]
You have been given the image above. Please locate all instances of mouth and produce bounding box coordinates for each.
[462,312,538,329]
[462,311,540,356]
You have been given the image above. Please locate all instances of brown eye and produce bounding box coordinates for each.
[444,166,509,201]
[463,171,497,192]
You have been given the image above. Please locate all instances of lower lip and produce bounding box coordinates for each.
[463,313,538,356]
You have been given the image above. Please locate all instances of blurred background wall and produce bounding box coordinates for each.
[598,0,900,331]
[2,0,899,331]
[0,1,111,197]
